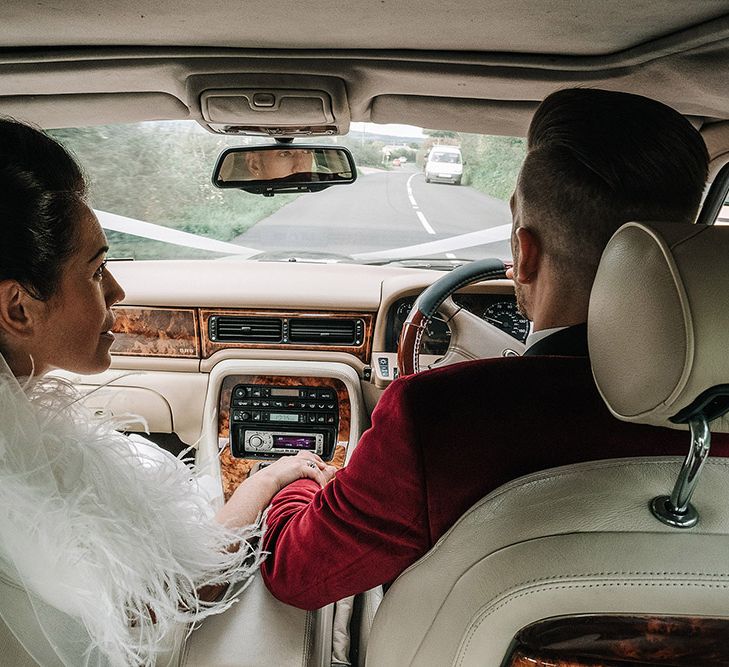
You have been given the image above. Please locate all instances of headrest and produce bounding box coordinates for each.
[589,221,729,428]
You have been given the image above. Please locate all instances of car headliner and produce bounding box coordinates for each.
[1,0,728,171]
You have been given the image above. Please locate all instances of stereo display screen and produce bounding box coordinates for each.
[273,435,317,450]
[270,388,299,397]
[270,412,299,423]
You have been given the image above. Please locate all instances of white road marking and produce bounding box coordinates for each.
[407,172,436,235]
[416,211,436,235]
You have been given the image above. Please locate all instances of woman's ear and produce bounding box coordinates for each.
[0,280,36,339]
[513,226,541,284]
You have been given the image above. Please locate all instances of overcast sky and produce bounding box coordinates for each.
[349,122,425,138]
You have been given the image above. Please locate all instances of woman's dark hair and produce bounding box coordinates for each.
[0,117,87,301]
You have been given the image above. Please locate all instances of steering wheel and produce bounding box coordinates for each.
[397,258,525,376]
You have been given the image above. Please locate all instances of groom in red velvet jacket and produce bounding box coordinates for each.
[260,88,729,610]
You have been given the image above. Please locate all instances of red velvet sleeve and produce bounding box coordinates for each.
[261,377,431,610]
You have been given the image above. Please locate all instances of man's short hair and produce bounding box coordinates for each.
[518,88,709,289]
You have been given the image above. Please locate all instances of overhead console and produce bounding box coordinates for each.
[194,74,350,137]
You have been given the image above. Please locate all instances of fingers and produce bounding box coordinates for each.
[292,452,336,487]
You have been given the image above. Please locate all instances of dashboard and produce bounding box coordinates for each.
[386,293,529,355]
[75,262,525,475]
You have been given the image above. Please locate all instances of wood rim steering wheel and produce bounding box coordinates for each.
[397,258,513,376]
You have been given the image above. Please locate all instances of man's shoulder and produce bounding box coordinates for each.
[390,355,593,399]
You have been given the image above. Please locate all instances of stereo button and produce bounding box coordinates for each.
[249,435,264,449]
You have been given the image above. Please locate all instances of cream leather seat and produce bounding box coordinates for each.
[366,221,729,666]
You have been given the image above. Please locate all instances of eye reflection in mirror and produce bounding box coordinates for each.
[243,148,314,180]
[213,145,357,196]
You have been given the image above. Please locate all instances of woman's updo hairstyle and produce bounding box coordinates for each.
[0,117,87,301]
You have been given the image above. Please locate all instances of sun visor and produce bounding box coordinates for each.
[370,95,537,137]
[199,77,350,137]
[0,93,188,129]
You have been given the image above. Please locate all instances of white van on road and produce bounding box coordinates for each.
[424,145,463,185]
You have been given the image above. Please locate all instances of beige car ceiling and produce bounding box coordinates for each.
[0,0,728,144]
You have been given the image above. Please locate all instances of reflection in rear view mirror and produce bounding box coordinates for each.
[213,145,357,196]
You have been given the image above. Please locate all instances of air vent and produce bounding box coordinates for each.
[210,316,283,343]
[289,318,363,345]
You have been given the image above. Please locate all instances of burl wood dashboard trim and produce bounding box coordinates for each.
[111,306,200,358]
[506,615,729,666]
[110,306,375,362]
[218,374,350,501]
[200,308,375,363]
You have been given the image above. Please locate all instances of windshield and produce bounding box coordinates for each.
[49,122,525,267]
[429,151,461,164]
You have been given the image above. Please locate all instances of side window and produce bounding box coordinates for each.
[720,194,729,225]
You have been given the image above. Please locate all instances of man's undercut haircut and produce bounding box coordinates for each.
[0,117,87,302]
[519,88,709,288]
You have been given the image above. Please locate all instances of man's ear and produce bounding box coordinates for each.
[245,153,262,178]
[0,280,37,339]
[513,226,541,284]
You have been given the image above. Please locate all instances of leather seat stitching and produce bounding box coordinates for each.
[407,457,729,572]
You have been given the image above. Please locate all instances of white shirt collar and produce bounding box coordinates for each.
[524,325,569,352]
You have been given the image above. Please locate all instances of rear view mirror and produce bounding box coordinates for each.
[213,145,357,196]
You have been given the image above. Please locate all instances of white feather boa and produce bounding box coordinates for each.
[0,367,263,666]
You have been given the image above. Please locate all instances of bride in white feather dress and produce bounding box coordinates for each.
[0,117,335,666]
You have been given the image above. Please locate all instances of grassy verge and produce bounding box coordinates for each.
[460,134,526,201]
[49,123,298,259]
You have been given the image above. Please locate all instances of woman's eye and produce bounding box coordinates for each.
[94,260,108,279]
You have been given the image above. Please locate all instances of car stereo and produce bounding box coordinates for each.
[230,383,338,460]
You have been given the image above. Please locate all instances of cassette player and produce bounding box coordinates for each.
[229,383,339,460]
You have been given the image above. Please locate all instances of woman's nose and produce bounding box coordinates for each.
[105,269,126,306]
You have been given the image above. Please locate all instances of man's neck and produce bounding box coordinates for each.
[528,286,588,332]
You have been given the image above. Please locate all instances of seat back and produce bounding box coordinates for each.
[366,457,729,666]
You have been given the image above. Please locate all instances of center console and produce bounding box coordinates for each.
[194,359,366,667]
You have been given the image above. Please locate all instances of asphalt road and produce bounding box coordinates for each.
[233,166,513,262]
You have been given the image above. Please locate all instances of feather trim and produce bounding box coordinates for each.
[0,370,262,666]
